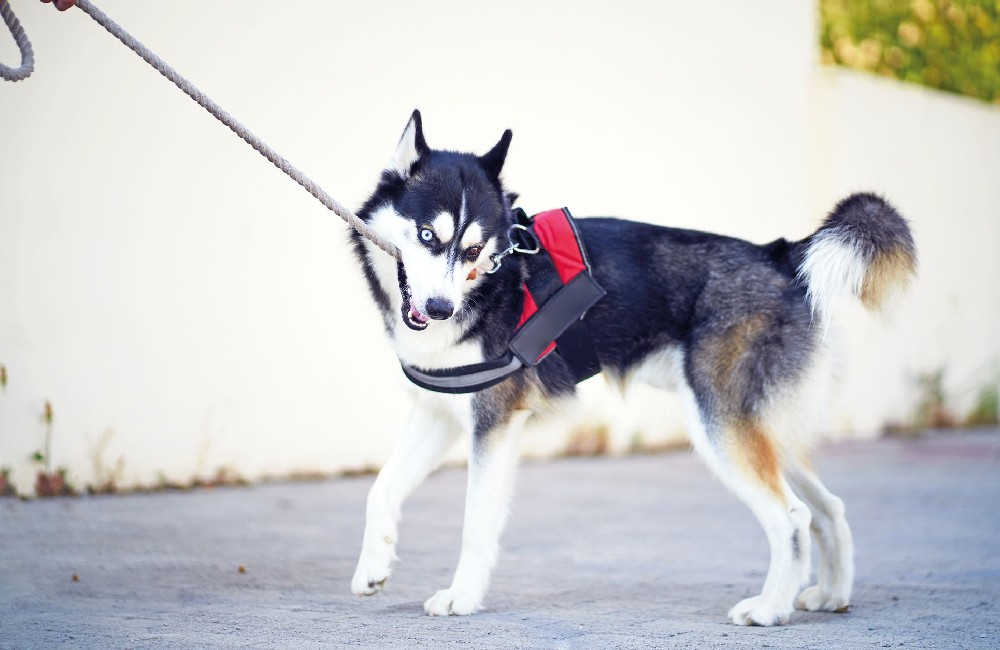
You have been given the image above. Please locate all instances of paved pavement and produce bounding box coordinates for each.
[1,430,999,649]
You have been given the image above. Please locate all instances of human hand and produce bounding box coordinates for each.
[41,0,76,11]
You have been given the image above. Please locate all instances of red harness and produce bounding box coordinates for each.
[515,208,598,363]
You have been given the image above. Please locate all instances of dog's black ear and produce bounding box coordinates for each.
[389,109,429,179]
[479,129,512,180]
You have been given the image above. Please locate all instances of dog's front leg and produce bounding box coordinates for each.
[352,399,462,596]
[423,409,529,616]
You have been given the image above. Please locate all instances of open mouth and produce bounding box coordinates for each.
[397,261,429,331]
[403,299,429,331]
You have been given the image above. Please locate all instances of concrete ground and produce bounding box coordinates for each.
[1,430,998,649]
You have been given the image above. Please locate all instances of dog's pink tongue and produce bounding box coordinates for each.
[409,302,429,324]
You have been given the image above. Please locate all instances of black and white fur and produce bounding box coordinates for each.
[349,111,917,624]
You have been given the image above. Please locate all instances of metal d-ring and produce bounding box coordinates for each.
[485,224,540,274]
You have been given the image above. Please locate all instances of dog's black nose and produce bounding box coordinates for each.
[425,297,454,320]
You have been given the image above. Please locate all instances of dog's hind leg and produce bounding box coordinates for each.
[424,408,529,616]
[786,459,854,613]
[685,403,811,625]
[351,398,463,596]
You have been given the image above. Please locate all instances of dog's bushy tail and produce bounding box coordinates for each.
[797,192,917,316]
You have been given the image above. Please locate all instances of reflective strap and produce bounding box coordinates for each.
[400,353,524,394]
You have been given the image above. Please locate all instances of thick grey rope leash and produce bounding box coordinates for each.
[0,0,401,261]
[0,0,34,81]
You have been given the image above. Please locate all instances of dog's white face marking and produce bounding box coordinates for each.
[406,241,458,316]
[461,223,484,250]
[367,203,413,249]
[366,200,492,334]
[449,201,492,293]
[363,203,483,369]
[366,186,503,335]
[457,191,469,230]
[431,212,455,245]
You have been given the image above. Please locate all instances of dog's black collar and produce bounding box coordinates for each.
[399,208,606,394]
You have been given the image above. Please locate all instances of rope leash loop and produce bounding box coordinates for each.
[0,0,34,81]
[1,0,401,261]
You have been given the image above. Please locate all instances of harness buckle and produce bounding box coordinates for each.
[485,224,540,274]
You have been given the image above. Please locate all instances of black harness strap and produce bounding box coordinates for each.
[518,251,604,382]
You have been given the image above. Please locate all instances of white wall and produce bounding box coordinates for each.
[810,68,1000,433]
[0,0,995,493]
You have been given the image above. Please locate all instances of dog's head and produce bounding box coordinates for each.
[366,110,515,331]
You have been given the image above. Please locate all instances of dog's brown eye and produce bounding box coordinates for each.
[465,246,483,262]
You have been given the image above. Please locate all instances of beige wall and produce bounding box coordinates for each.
[811,68,1000,433]
[0,0,995,493]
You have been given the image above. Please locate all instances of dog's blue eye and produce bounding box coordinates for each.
[419,227,434,243]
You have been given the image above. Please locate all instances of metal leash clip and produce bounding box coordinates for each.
[485,223,540,274]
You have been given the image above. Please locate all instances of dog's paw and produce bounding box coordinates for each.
[423,588,482,616]
[795,586,850,613]
[728,595,792,626]
[351,553,393,596]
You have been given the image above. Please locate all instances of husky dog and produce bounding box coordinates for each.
[349,110,916,625]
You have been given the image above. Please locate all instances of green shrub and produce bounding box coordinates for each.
[820,0,1000,103]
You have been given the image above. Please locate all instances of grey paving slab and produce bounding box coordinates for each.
[1,430,998,649]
